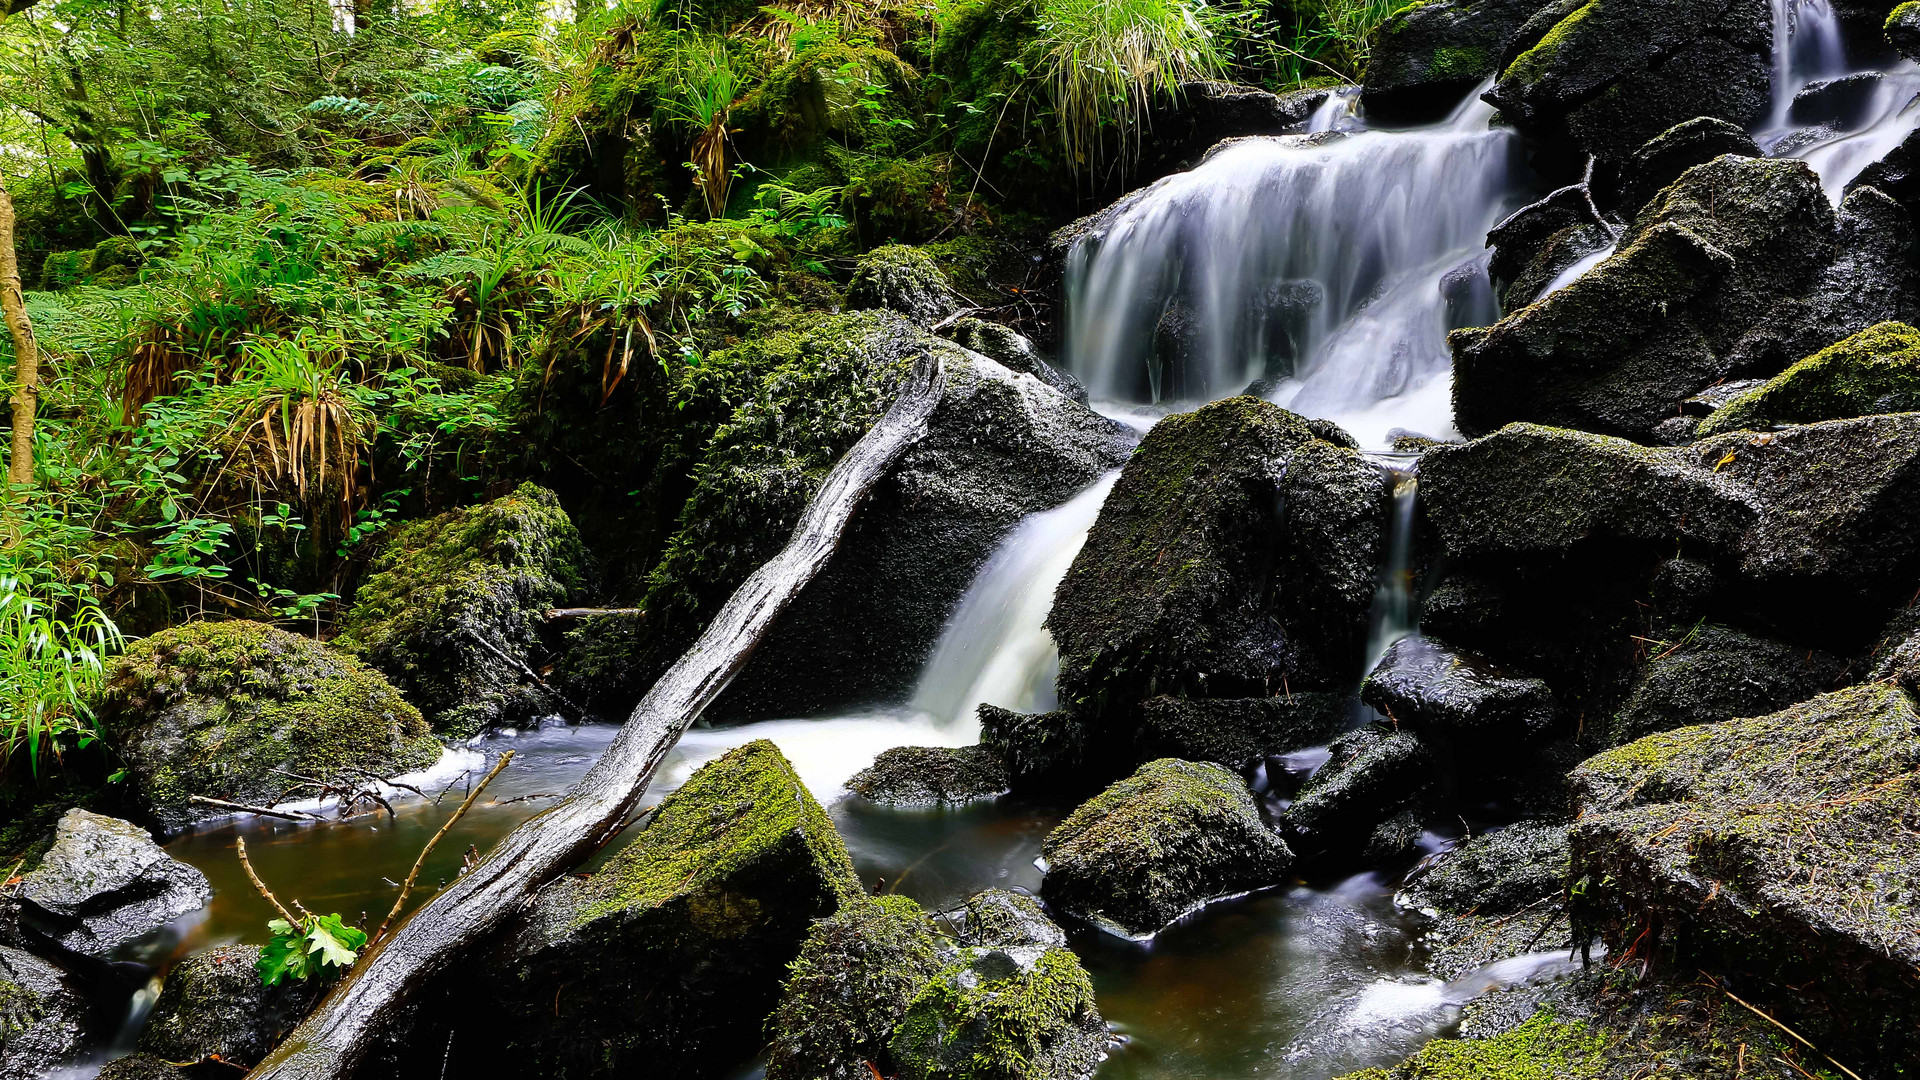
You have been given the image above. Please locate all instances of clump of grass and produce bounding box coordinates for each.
[226,331,373,529]
[0,578,123,778]
[662,37,746,218]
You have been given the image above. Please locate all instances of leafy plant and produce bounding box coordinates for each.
[0,578,123,777]
[257,912,369,985]
[662,37,746,218]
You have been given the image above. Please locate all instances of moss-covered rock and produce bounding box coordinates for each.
[1361,635,1561,747]
[845,154,991,247]
[0,944,91,1077]
[1281,725,1434,859]
[845,244,962,326]
[940,317,1086,405]
[336,483,586,736]
[888,939,1107,1080]
[1613,116,1760,216]
[848,745,1010,807]
[1607,623,1845,745]
[470,740,861,1079]
[94,621,440,833]
[94,1054,184,1080]
[1484,183,1615,311]
[1040,758,1292,938]
[1486,0,1771,161]
[1363,0,1551,123]
[1888,0,1920,61]
[1570,683,1920,1065]
[1135,692,1349,769]
[960,889,1066,950]
[1399,822,1573,978]
[136,945,320,1068]
[1050,398,1386,722]
[1454,155,1836,441]
[978,704,1100,797]
[764,894,948,1080]
[1697,320,1920,434]
[733,40,921,167]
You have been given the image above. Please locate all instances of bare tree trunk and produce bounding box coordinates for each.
[247,352,946,1080]
[0,178,38,493]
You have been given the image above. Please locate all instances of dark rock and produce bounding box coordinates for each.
[0,944,92,1077]
[547,608,648,722]
[1609,623,1847,746]
[336,483,587,736]
[1571,683,1920,1064]
[846,245,962,326]
[1680,377,1766,416]
[1363,810,1426,866]
[1872,599,1920,693]
[959,889,1067,950]
[1700,320,1920,435]
[1136,693,1349,769]
[848,745,1009,806]
[95,1055,184,1080]
[1364,0,1553,123]
[1138,82,1343,176]
[1400,821,1573,978]
[136,945,320,1068]
[16,810,210,955]
[469,740,860,1079]
[1613,117,1760,216]
[941,317,1088,404]
[1789,71,1885,129]
[1051,397,1387,715]
[1455,155,1836,441]
[764,894,947,1080]
[1486,0,1772,161]
[1486,183,1614,311]
[1360,635,1561,745]
[1040,759,1292,938]
[94,621,441,833]
[978,705,1100,795]
[1849,126,1920,216]
[1281,725,1434,858]
[889,937,1107,1080]
[1887,0,1920,62]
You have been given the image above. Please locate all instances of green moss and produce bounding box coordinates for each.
[1698,321,1920,435]
[888,945,1100,1080]
[94,620,439,827]
[1430,45,1490,78]
[1888,0,1920,33]
[1339,1011,1612,1079]
[845,155,988,246]
[1501,0,1598,86]
[734,40,920,163]
[0,977,48,1043]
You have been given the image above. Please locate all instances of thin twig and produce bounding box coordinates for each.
[374,751,514,943]
[190,795,319,822]
[1710,977,1865,1080]
[237,837,300,925]
[460,627,584,717]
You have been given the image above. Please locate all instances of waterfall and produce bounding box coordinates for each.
[1768,0,1848,126]
[1063,84,1524,449]
[1363,464,1421,676]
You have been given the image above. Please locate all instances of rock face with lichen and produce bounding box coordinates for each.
[336,483,588,736]
[848,745,1010,806]
[0,944,92,1077]
[1570,683,1920,1064]
[136,945,320,1069]
[93,621,441,833]
[1363,0,1553,123]
[1041,758,1292,937]
[458,740,860,1079]
[1697,320,1920,434]
[15,810,210,954]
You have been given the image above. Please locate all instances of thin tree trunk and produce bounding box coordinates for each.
[247,351,946,1080]
[0,177,38,492]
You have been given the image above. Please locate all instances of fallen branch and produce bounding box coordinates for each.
[373,751,513,943]
[191,795,320,823]
[544,607,643,621]
[248,351,945,1080]
[237,838,299,926]
[460,625,585,718]
[1710,977,1865,1080]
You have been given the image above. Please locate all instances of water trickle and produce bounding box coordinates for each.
[1063,84,1524,448]
[1363,463,1421,677]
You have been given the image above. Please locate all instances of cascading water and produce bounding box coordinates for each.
[1768,0,1849,126]
[1363,464,1421,676]
[1064,85,1524,448]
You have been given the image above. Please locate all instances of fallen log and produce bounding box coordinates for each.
[248,351,945,1080]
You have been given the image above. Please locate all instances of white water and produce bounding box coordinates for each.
[1064,84,1523,448]
[1363,464,1421,675]
[1768,0,1849,127]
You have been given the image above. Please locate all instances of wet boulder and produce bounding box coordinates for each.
[978,704,1100,796]
[1399,822,1573,977]
[336,483,586,736]
[846,245,962,326]
[764,895,949,1080]
[1136,692,1348,769]
[1361,635,1561,746]
[1484,182,1615,310]
[1612,117,1760,217]
[95,1055,183,1080]
[136,945,320,1069]
[0,945,92,1076]
[1050,397,1386,717]
[15,810,210,954]
[1454,155,1836,441]
[1485,0,1772,162]
[1363,0,1555,123]
[1280,725,1434,859]
[1789,72,1886,130]
[1608,623,1847,746]
[889,936,1107,1080]
[460,740,859,1079]
[1040,758,1293,938]
[848,745,1010,806]
[940,317,1087,404]
[1571,683,1920,1063]
[1873,600,1920,693]
[1698,320,1920,435]
[94,621,442,834]
[1888,0,1920,62]
[959,889,1067,950]
[1138,82,1341,176]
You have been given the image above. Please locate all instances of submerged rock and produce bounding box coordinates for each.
[1363,0,1549,123]
[474,740,860,1079]
[137,945,320,1068]
[1698,320,1920,434]
[1607,623,1846,745]
[1281,725,1434,858]
[1041,758,1292,938]
[0,944,92,1077]
[336,483,587,736]
[1135,692,1348,769]
[848,745,1010,806]
[1571,683,1920,1063]
[889,939,1107,1080]
[16,810,210,954]
[846,245,961,326]
[1361,635,1560,746]
[764,894,948,1080]
[94,620,441,833]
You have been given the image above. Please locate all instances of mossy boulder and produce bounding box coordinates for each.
[1454,155,1836,441]
[941,317,1086,405]
[1697,320,1920,434]
[888,938,1107,1080]
[1135,693,1349,769]
[1399,822,1573,978]
[136,945,320,1069]
[336,483,586,736]
[1484,182,1615,311]
[1040,758,1293,938]
[1888,0,1920,61]
[1050,398,1387,721]
[16,810,210,955]
[845,245,962,326]
[845,154,991,247]
[470,740,861,1079]
[94,621,441,833]
[0,945,92,1077]
[733,41,920,166]
[1485,0,1772,161]
[1361,635,1561,748]
[1607,623,1846,745]
[1613,116,1760,216]
[978,704,1099,797]
[960,890,1067,950]
[848,746,1010,807]
[1570,683,1920,1065]
[1281,725,1434,860]
[764,894,948,1080]
[1363,0,1552,123]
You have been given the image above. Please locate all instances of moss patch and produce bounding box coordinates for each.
[888,943,1104,1080]
[1697,320,1920,435]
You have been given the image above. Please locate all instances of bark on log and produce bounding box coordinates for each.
[247,351,945,1080]
[0,177,39,491]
